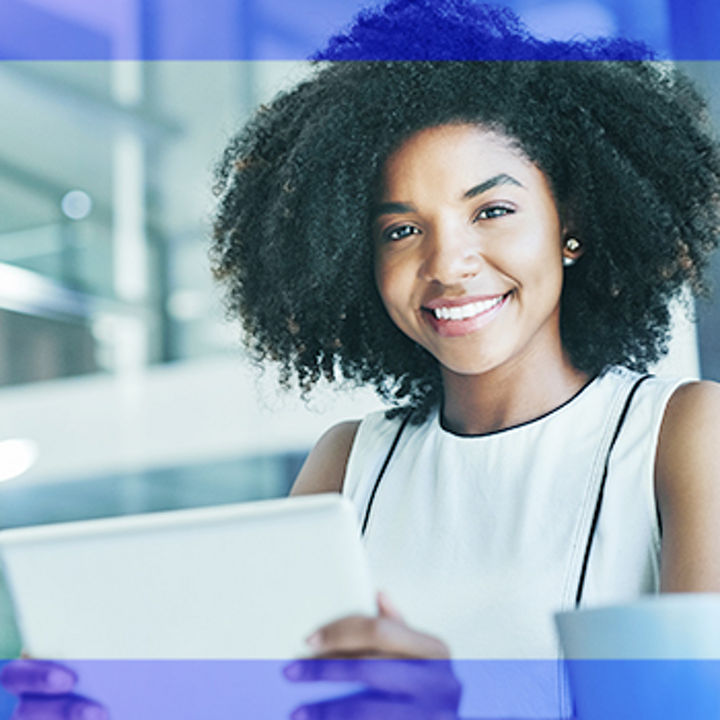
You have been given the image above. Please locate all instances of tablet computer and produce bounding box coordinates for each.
[0,493,375,659]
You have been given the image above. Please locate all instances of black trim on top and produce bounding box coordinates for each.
[439,373,599,438]
[361,412,412,536]
[574,374,652,608]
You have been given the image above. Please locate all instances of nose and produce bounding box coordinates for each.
[419,223,484,285]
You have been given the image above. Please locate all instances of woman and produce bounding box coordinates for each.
[211,28,720,642]
[211,3,720,714]
[4,1,720,717]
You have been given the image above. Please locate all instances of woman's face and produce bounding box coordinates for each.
[374,123,577,378]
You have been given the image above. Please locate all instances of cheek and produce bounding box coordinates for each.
[373,256,390,307]
[374,255,417,330]
[517,225,564,290]
[523,250,565,311]
[375,253,402,306]
[375,275,402,325]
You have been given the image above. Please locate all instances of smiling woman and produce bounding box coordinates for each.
[207,5,720,716]
[209,0,720,672]
[206,37,720,714]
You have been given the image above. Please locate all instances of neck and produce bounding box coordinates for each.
[440,349,589,436]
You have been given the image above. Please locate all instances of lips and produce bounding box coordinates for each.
[422,291,512,337]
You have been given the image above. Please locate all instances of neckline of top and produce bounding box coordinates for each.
[436,371,604,439]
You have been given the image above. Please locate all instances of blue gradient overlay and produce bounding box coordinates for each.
[1,0,720,60]
[0,659,719,719]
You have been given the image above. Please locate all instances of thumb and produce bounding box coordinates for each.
[377,591,405,623]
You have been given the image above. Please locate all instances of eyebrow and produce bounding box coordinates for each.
[463,173,523,199]
[373,201,416,217]
[373,173,524,218]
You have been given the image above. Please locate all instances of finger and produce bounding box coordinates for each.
[307,616,450,659]
[291,690,459,720]
[285,658,366,682]
[284,658,462,704]
[12,693,108,720]
[376,592,405,623]
[0,662,77,695]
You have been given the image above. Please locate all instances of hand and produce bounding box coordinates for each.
[284,593,462,720]
[304,592,451,659]
[0,660,108,720]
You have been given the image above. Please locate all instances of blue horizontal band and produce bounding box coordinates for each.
[1,0,719,60]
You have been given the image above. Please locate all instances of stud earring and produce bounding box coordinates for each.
[562,236,582,267]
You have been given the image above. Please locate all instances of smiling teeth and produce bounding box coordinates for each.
[433,295,505,321]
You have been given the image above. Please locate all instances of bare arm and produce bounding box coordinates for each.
[655,380,720,592]
[290,421,360,496]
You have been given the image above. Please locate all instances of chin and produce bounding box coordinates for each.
[437,356,503,378]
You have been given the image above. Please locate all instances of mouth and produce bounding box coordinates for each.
[422,291,513,336]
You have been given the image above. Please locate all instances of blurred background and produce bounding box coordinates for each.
[0,0,719,531]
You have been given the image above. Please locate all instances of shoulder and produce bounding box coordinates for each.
[655,380,720,590]
[656,380,720,469]
[290,420,361,496]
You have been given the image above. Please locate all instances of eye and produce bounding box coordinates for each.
[474,205,515,221]
[383,224,421,242]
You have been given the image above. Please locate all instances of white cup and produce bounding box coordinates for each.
[555,595,720,720]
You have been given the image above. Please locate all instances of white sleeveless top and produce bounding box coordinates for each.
[343,368,688,716]
[343,367,688,714]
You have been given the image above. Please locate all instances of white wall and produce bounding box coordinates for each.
[0,355,383,486]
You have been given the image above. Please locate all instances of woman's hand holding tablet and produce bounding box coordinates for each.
[284,593,462,720]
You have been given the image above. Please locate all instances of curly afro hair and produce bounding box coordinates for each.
[211,1,720,421]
